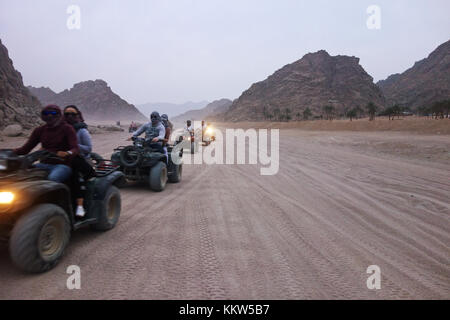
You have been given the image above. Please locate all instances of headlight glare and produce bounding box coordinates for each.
[0,192,15,204]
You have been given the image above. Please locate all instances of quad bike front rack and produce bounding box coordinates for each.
[94,159,120,177]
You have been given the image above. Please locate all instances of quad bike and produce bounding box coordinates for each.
[202,125,216,147]
[111,137,183,192]
[0,149,125,273]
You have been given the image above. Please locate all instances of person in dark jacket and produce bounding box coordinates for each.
[14,105,79,183]
[64,105,96,217]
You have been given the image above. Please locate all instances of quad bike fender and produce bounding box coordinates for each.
[92,171,125,201]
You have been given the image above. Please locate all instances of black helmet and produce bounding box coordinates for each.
[150,111,161,125]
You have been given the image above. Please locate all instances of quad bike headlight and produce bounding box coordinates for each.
[0,192,15,204]
[0,159,7,171]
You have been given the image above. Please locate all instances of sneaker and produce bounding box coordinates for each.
[76,205,86,218]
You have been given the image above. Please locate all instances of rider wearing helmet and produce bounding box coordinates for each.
[128,111,165,152]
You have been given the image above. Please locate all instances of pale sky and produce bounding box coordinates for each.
[1,0,449,105]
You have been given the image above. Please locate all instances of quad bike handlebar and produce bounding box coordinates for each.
[0,149,64,174]
[20,150,63,169]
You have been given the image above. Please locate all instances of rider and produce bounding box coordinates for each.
[201,120,207,140]
[64,105,96,217]
[128,111,165,152]
[13,105,79,183]
[161,114,173,143]
[64,105,92,160]
[161,114,172,161]
[185,120,193,133]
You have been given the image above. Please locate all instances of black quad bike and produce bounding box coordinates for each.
[0,149,125,273]
[111,137,183,192]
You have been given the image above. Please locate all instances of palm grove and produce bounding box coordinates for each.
[260,100,450,122]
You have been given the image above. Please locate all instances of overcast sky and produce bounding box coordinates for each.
[1,0,449,105]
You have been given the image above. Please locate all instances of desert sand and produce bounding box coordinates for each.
[0,123,449,299]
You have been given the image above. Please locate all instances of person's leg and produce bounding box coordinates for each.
[47,165,72,183]
[74,174,87,217]
[72,156,96,180]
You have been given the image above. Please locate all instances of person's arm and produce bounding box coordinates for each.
[157,125,166,141]
[133,124,147,137]
[164,127,172,142]
[78,128,92,154]
[13,128,41,155]
[65,125,79,156]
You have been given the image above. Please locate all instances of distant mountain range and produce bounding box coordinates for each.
[2,37,449,127]
[171,99,233,124]
[137,101,209,119]
[377,39,450,109]
[28,80,147,121]
[0,39,41,129]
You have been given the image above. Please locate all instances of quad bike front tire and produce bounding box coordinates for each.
[168,163,182,183]
[149,162,167,192]
[9,204,71,273]
[91,186,121,231]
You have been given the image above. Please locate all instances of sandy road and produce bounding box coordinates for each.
[0,128,449,299]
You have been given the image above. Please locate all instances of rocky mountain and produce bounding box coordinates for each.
[219,50,385,122]
[377,40,450,109]
[172,99,232,124]
[0,39,41,129]
[28,80,147,121]
[137,101,209,118]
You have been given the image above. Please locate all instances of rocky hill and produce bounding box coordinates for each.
[0,39,41,129]
[172,99,232,123]
[220,50,385,122]
[29,80,147,121]
[137,101,209,118]
[377,39,450,109]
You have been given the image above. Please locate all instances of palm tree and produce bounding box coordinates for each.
[284,108,292,122]
[346,108,357,121]
[366,102,378,121]
[303,107,312,120]
[273,107,281,121]
[262,105,268,120]
[322,105,335,121]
